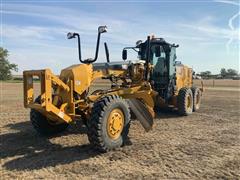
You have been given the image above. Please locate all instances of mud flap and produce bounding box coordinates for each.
[127,99,154,132]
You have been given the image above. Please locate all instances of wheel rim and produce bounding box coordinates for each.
[107,108,124,140]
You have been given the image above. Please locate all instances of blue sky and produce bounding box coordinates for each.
[1,0,239,74]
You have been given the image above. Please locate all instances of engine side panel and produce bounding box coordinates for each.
[60,64,94,95]
[176,65,193,93]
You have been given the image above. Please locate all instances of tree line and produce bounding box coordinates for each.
[0,47,18,80]
[197,68,239,79]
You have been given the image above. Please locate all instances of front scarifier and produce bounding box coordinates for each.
[23,26,203,152]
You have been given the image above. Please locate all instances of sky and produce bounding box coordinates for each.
[1,0,239,74]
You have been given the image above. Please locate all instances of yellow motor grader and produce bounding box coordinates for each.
[23,26,202,152]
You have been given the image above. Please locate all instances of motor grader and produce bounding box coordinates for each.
[23,26,202,152]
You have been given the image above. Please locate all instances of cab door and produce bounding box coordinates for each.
[151,45,168,86]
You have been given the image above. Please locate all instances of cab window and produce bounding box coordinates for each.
[151,45,166,66]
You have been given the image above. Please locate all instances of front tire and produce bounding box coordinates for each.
[30,96,69,136]
[177,87,193,116]
[87,95,131,152]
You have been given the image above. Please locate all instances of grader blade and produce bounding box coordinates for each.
[127,99,153,132]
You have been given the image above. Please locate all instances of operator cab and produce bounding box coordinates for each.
[123,36,179,100]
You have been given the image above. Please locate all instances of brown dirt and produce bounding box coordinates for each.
[0,82,240,179]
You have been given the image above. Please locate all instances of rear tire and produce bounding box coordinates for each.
[30,96,69,136]
[87,95,131,152]
[191,87,201,111]
[177,87,193,116]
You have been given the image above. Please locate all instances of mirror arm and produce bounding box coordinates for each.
[124,47,139,52]
[104,42,110,63]
[84,31,104,64]
[68,26,107,64]
[92,32,101,62]
[75,34,84,63]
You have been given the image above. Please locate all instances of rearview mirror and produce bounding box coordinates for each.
[67,32,76,39]
[98,26,107,34]
[155,46,161,57]
[122,49,127,60]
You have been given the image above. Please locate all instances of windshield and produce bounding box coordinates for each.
[139,44,166,65]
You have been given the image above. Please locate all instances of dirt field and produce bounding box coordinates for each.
[194,79,240,88]
[0,82,240,179]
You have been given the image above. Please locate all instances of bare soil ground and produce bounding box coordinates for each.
[0,82,240,179]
